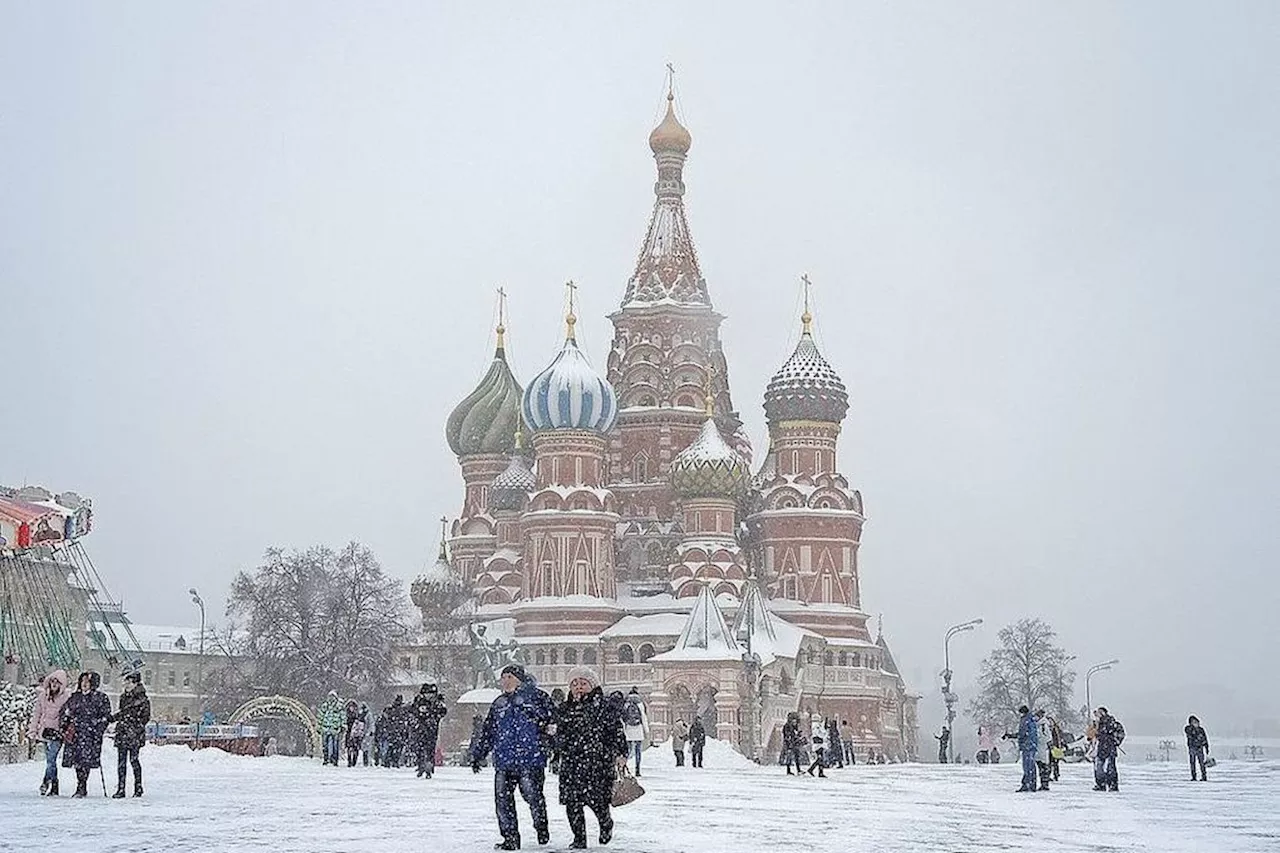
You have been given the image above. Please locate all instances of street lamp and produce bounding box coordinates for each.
[1085,659,1120,715]
[941,618,983,764]
[188,588,206,735]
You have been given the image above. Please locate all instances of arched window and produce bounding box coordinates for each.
[852,652,861,668]
[780,669,794,694]
[582,648,597,665]
[806,649,816,664]
[838,651,847,666]
[564,648,578,665]
[633,453,649,482]
[549,648,559,665]
[535,649,547,666]
[638,643,656,663]
[823,650,834,667]
[617,644,635,664]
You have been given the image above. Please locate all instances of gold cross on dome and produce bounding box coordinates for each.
[496,287,508,347]
[800,273,813,334]
[564,280,578,340]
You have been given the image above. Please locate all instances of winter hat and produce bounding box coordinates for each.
[124,672,142,684]
[1017,705,1029,715]
[565,666,599,689]
[421,682,438,693]
[501,663,528,683]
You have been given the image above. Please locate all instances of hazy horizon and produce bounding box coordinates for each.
[3,2,1277,726]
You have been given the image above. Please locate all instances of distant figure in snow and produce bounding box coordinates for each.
[688,717,706,768]
[343,700,361,767]
[840,720,855,764]
[781,712,805,776]
[990,744,1001,764]
[27,668,70,796]
[976,726,993,764]
[359,703,374,766]
[316,691,344,766]
[935,726,950,764]
[1015,705,1039,793]
[1093,707,1124,792]
[471,664,554,850]
[110,671,151,798]
[554,667,627,849]
[671,717,689,767]
[410,682,448,778]
[825,718,843,769]
[807,713,826,777]
[1034,709,1052,791]
[381,695,409,768]
[1048,717,1064,781]
[549,688,566,775]
[1185,715,1210,781]
[468,713,487,766]
[621,688,650,777]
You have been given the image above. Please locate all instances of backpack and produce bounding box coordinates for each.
[622,701,643,727]
[1113,720,1125,746]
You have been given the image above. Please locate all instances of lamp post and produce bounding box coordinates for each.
[941,618,983,764]
[188,588,206,736]
[1085,659,1119,715]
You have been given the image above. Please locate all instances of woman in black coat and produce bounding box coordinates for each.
[555,668,628,849]
[60,671,112,798]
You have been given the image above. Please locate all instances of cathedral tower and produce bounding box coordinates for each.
[748,286,870,639]
[606,90,751,586]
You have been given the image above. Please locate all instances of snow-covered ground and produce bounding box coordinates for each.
[3,740,1278,852]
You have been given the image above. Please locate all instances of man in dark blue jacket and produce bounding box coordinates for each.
[1016,705,1038,793]
[472,664,554,850]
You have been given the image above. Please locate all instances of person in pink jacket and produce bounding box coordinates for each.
[27,669,71,796]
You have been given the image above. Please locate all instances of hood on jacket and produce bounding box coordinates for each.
[77,670,101,692]
[44,669,69,696]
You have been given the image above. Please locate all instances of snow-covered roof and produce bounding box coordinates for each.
[650,584,742,663]
[90,622,219,656]
[510,595,624,612]
[508,635,601,646]
[601,612,690,639]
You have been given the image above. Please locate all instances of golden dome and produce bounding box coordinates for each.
[649,93,692,155]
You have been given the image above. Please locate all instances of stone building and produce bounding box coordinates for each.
[418,91,919,761]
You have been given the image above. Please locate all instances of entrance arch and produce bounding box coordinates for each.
[228,695,321,757]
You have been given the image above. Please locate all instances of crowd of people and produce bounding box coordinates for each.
[779,710,899,778]
[26,667,151,799]
[318,682,449,776]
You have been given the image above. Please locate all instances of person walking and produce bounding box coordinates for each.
[410,682,448,778]
[1093,707,1124,792]
[358,703,373,766]
[670,717,689,767]
[806,713,827,777]
[840,720,855,764]
[26,668,70,796]
[554,667,628,849]
[383,695,409,768]
[468,713,487,767]
[935,726,950,764]
[110,672,151,798]
[1015,705,1038,793]
[1034,710,1052,791]
[1185,715,1210,781]
[317,691,344,766]
[1048,716,1064,781]
[781,712,805,776]
[620,688,649,777]
[59,671,112,798]
[688,717,706,768]
[471,664,554,850]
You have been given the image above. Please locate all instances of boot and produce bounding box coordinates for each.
[134,773,144,798]
[599,816,613,845]
[494,838,520,851]
[39,778,50,796]
[113,780,126,799]
[537,827,551,845]
[73,771,88,798]
[568,841,587,850]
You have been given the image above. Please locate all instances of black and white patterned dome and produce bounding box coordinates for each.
[488,452,536,512]
[762,332,848,426]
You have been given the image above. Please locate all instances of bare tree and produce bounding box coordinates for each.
[223,543,408,707]
[967,618,1079,733]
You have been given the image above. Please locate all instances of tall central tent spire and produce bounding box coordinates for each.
[622,71,710,307]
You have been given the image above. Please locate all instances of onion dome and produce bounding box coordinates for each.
[488,432,536,512]
[522,306,618,434]
[446,323,523,457]
[410,527,470,616]
[763,307,848,427]
[671,401,749,498]
[649,92,692,155]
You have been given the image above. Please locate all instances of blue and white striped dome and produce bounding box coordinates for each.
[522,334,618,434]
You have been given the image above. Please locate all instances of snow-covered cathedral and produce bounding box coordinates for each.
[414,92,919,761]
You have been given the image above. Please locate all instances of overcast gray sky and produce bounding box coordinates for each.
[3,2,1277,722]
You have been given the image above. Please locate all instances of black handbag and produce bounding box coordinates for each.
[41,727,62,742]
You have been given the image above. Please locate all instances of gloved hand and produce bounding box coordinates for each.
[472,761,482,774]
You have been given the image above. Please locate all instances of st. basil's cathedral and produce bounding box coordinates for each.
[411,91,920,762]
